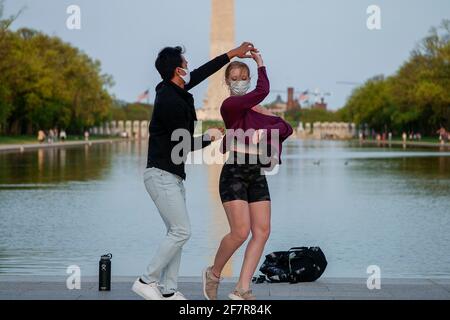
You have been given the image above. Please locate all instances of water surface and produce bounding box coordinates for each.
[1,139,449,278]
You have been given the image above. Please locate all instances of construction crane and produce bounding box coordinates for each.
[271,88,331,108]
[310,88,331,103]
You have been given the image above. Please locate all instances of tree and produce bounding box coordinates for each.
[110,100,153,121]
[284,108,341,126]
[0,0,24,32]
[0,0,24,131]
[340,20,450,135]
[343,75,396,132]
[391,20,450,133]
[0,26,114,134]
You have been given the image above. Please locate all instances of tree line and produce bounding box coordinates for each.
[0,1,115,135]
[111,101,153,122]
[284,108,342,128]
[339,20,450,135]
[284,20,449,136]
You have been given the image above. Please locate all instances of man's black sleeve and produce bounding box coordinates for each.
[185,53,231,91]
[161,103,212,152]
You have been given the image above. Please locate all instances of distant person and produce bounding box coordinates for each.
[202,51,293,300]
[388,132,392,141]
[402,132,407,143]
[437,127,448,143]
[48,129,55,143]
[132,42,257,301]
[37,130,46,143]
[60,130,67,141]
[84,131,90,141]
[53,128,59,142]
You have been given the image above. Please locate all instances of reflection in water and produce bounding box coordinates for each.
[0,139,449,278]
[0,143,115,185]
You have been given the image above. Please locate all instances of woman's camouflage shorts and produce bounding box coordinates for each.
[219,162,271,204]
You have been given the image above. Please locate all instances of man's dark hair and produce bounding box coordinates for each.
[155,46,185,81]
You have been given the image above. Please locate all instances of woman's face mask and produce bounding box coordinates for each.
[229,80,251,96]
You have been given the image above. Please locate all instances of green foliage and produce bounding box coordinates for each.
[342,75,396,131]
[284,107,342,126]
[340,20,450,135]
[0,11,114,134]
[111,102,153,121]
[0,0,24,32]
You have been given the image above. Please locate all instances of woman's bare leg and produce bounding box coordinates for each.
[211,200,251,278]
[236,201,271,291]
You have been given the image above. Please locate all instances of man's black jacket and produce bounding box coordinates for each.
[146,53,230,180]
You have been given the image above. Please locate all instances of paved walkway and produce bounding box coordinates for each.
[0,138,135,153]
[1,276,449,300]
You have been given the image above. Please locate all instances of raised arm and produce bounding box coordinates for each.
[185,42,258,91]
[221,66,270,115]
[185,54,230,91]
[221,51,269,117]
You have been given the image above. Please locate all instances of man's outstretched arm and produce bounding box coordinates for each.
[185,42,257,91]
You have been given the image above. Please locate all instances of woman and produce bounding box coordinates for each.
[202,51,293,300]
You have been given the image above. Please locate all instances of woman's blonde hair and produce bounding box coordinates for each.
[224,61,250,82]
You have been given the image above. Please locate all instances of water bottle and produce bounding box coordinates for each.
[99,253,112,291]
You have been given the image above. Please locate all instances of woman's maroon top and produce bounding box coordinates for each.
[220,66,293,164]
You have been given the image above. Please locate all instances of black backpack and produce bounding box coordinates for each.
[257,247,327,283]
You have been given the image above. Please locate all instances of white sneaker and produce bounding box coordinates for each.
[161,291,188,300]
[132,278,162,300]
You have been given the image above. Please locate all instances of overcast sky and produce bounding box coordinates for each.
[4,0,450,109]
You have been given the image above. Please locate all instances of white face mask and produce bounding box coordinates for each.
[179,67,191,85]
[229,80,251,96]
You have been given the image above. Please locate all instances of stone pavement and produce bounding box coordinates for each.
[1,276,450,300]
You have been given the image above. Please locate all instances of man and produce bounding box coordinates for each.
[132,42,257,300]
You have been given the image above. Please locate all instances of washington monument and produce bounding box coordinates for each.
[197,0,235,121]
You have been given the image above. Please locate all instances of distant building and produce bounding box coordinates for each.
[267,87,300,117]
[267,94,287,117]
[313,97,328,110]
[287,87,300,111]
